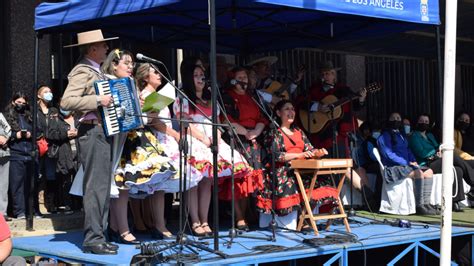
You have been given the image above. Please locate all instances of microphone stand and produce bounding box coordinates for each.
[328,105,339,159]
[199,85,272,247]
[137,63,227,262]
[348,133,356,217]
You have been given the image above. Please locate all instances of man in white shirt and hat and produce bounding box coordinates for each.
[61,29,119,255]
[248,56,304,107]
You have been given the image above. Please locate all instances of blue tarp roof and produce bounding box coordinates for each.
[34,0,440,53]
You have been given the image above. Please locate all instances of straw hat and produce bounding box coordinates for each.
[319,61,342,72]
[247,56,278,67]
[64,29,119,48]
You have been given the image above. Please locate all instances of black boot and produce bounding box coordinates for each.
[416,205,437,215]
[453,202,464,212]
[424,204,440,215]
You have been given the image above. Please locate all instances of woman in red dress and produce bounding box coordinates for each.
[257,100,327,219]
[221,67,268,230]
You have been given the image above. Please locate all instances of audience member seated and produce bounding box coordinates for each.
[377,112,437,215]
[354,121,383,208]
[454,111,474,201]
[408,113,466,212]
[455,111,474,159]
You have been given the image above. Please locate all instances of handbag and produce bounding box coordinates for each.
[37,137,49,157]
[47,142,60,158]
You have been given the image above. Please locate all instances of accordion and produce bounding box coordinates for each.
[94,77,143,136]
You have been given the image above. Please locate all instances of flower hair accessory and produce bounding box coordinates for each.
[114,49,121,60]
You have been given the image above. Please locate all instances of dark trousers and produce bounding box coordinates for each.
[9,159,34,217]
[77,124,112,246]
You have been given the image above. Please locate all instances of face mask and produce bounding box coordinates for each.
[14,103,25,113]
[417,123,429,132]
[403,125,411,135]
[456,121,469,131]
[140,89,152,99]
[42,92,53,102]
[60,109,71,117]
[372,132,381,139]
[388,120,401,130]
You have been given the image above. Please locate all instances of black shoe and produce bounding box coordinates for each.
[236,223,250,232]
[3,215,12,222]
[453,202,464,212]
[83,243,118,255]
[104,242,119,251]
[151,228,174,240]
[416,205,437,215]
[425,204,441,215]
[466,190,474,201]
[118,232,140,245]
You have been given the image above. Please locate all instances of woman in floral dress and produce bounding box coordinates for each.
[257,100,327,219]
[173,63,251,236]
[135,62,204,237]
[102,49,175,243]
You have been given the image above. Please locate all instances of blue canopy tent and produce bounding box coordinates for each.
[35,0,439,54]
[33,0,444,259]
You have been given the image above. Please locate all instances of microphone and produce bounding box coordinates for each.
[230,79,247,87]
[200,77,211,84]
[136,53,163,66]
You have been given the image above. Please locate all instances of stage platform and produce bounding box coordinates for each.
[13,217,474,265]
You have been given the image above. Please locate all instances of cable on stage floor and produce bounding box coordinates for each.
[302,233,357,247]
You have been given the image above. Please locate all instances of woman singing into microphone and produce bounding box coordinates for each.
[174,63,252,236]
[220,66,268,231]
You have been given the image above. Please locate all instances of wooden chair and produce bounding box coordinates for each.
[291,158,352,236]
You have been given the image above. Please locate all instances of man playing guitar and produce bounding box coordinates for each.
[299,61,367,158]
[249,56,305,107]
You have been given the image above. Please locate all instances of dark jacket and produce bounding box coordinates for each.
[52,116,77,174]
[7,113,35,161]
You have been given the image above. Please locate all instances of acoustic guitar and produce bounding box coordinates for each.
[299,82,381,134]
[264,80,289,100]
[263,64,306,100]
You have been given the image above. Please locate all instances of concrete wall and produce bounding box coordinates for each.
[2,0,50,108]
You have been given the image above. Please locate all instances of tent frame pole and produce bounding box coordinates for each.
[209,0,220,251]
[28,33,40,231]
[435,25,443,125]
[440,0,458,265]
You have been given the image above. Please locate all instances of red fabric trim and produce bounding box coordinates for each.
[219,169,263,200]
[256,186,339,212]
[256,193,302,211]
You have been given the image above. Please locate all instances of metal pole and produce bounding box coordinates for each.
[58,33,64,94]
[440,0,458,265]
[28,34,40,231]
[435,26,443,125]
[209,0,219,251]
